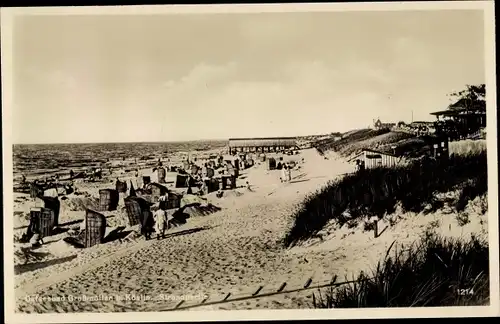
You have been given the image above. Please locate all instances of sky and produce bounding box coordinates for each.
[11,9,485,144]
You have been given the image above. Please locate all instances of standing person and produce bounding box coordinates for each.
[141,210,154,240]
[355,160,361,172]
[287,163,292,182]
[158,191,169,210]
[134,169,141,189]
[281,164,288,183]
[21,174,26,184]
[153,205,167,240]
[54,175,60,196]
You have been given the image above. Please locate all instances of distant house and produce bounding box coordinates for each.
[228,137,297,154]
[349,148,405,169]
[373,118,396,130]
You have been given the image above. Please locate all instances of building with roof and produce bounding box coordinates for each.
[430,98,486,139]
[228,137,297,154]
[349,149,404,169]
[348,135,449,169]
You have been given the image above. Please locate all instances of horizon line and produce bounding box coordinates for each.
[12,132,336,146]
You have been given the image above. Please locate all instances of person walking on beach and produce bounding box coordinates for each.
[133,169,141,189]
[141,211,154,240]
[153,205,167,240]
[287,163,292,182]
[281,164,288,183]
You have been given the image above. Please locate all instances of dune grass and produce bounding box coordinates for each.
[312,231,489,307]
[315,129,390,154]
[339,131,416,157]
[283,151,487,248]
[449,139,487,157]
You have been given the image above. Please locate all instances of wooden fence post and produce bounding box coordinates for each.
[252,286,263,296]
[277,282,287,292]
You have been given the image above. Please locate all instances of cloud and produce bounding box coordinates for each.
[147,60,394,138]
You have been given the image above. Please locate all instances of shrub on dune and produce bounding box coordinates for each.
[312,231,489,307]
[283,151,487,248]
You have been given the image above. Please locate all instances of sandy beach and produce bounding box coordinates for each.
[12,146,488,313]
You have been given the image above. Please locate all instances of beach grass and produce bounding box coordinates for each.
[283,151,487,248]
[339,131,416,157]
[449,139,487,157]
[315,129,390,154]
[312,231,489,307]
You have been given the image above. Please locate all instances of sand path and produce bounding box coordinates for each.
[16,149,358,313]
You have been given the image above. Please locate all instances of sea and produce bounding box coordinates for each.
[12,140,228,179]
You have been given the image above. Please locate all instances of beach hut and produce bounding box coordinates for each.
[124,196,151,227]
[142,176,151,186]
[150,183,168,203]
[221,176,229,190]
[351,149,403,169]
[157,167,166,184]
[221,175,236,190]
[98,189,119,211]
[29,207,55,238]
[206,178,219,193]
[30,182,43,199]
[228,164,238,176]
[42,196,61,226]
[268,157,277,170]
[165,192,182,210]
[206,167,215,179]
[84,209,107,248]
[175,174,189,188]
[190,164,200,175]
[115,180,128,193]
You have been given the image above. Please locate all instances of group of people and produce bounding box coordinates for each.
[280,163,293,183]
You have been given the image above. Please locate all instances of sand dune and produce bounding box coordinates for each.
[13,148,488,312]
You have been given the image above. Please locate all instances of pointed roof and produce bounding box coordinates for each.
[448,98,486,111]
